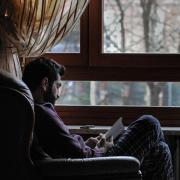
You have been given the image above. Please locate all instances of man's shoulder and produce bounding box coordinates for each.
[35,102,54,110]
[35,103,54,114]
[34,103,45,112]
[34,103,64,128]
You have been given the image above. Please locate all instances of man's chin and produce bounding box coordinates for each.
[49,100,55,106]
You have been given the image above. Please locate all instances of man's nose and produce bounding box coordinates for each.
[57,88,61,98]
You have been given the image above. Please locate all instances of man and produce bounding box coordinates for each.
[22,56,174,180]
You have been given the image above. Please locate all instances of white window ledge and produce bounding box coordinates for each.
[68,125,180,136]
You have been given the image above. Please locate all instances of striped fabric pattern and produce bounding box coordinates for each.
[105,115,174,180]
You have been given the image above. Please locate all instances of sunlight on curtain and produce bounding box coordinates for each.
[0,0,89,78]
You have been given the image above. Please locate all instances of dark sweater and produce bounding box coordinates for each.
[32,103,103,159]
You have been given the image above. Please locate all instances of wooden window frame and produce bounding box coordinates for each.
[44,0,180,127]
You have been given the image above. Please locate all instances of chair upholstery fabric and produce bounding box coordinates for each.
[0,70,142,180]
[0,70,38,179]
[37,156,142,180]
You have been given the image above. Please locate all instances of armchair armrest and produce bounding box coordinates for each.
[36,156,142,179]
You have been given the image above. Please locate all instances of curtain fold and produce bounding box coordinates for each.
[0,0,89,78]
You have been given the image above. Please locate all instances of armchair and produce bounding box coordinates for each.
[0,70,142,180]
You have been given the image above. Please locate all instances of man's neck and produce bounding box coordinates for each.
[32,89,45,104]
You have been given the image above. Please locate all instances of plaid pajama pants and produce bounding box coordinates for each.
[105,115,174,180]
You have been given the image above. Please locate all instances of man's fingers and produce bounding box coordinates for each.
[96,138,104,148]
[96,133,105,140]
[96,135,101,140]
[109,135,113,142]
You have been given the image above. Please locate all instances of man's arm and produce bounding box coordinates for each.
[34,104,104,158]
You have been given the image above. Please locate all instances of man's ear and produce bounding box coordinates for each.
[41,77,49,92]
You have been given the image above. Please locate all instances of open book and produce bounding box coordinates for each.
[105,117,124,140]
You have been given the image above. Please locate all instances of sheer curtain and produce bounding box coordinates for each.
[0,0,89,78]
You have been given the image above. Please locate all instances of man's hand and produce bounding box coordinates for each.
[85,136,99,148]
[95,133,114,153]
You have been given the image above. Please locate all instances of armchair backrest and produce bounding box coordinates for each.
[0,70,38,179]
[0,70,142,180]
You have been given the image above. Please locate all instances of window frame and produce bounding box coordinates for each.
[44,0,180,127]
[89,0,180,79]
[55,105,180,127]
[44,6,89,67]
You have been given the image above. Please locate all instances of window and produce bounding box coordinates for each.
[57,81,180,107]
[103,0,180,53]
[50,21,80,53]
[45,0,180,127]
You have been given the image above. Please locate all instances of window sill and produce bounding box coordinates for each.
[68,125,180,136]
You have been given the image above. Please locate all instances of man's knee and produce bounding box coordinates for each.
[138,115,161,128]
[157,141,173,172]
[158,141,172,157]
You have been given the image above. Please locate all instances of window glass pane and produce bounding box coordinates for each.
[56,81,180,106]
[49,20,80,53]
[103,0,180,53]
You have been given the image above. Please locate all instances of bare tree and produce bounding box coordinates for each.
[104,0,134,52]
[140,0,155,52]
[147,82,166,106]
[115,0,125,52]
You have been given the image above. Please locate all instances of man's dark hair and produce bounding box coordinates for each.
[22,56,65,91]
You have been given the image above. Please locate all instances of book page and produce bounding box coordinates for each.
[105,117,124,140]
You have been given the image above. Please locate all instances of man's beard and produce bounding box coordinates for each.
[44,87,56,105]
